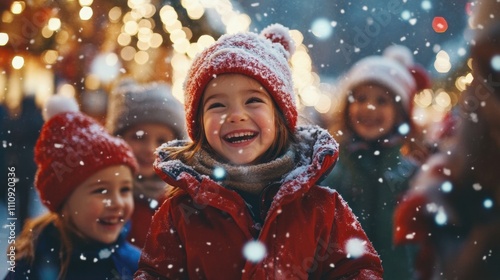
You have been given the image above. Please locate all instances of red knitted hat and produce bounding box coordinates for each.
[35,95,138,212]
[184,23,297,140]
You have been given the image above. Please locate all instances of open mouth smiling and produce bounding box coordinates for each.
[97,217,124,225]
[223,131,258,144]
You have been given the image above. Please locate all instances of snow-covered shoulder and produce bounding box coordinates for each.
[285,125,339,179]
[282,125,339,189]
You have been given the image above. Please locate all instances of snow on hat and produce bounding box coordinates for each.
[35,95,138,212]
[184,23,297,140]
[106,79,187,140]
[342,45,431,115]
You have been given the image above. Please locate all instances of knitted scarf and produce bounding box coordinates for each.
[134,176,167,200]
[192,148,296,195]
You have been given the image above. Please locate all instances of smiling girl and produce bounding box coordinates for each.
[135,24,383,279]
[6,96,140,280]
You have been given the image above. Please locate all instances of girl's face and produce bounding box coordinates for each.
[122,123,176,178]
[347,84,398,141]
[62,165,134,244]
[202,74,276,165]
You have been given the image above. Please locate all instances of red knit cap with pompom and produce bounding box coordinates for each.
[183,23,297,141]
[384,45,432,93]
[342,44,432,118]
[35,95,138,212]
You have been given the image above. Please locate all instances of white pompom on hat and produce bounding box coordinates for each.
[183,23,297,140]
[42,94,79,121]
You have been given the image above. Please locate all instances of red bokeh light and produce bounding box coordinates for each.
[432,17,448,33]
[465,2,474,16]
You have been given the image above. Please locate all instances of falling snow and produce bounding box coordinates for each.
[2,1,497,278]
[98,248,112,259]
[345,238,366,258]
[243,240,267,263]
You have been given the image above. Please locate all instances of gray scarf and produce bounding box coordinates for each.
[192,148,296,194]
[134,176,167,200]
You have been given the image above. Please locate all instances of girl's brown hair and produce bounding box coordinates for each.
[13,212,74,279]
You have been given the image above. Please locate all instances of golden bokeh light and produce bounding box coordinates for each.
[79,6,93,20]
[11,1,25,15]
[12,56,25,69]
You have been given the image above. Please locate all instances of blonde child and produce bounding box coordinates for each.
[5,96,139,279]
[106,80,186,248]
[320,45,431,279]
[135,24,383,279]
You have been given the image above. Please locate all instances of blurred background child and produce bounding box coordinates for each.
[5,96,139,280]
[1,97,44,231]
[106,80,186,248]
[393,1,500,279]
[321,44,431,280]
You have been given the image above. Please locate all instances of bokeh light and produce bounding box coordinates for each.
[90,53,122,82]
[432,17,448,33]
[80,6,93,20]
[421,0,432,11]
[0,33,9,45]
[311,18,333,40]
[12,56,24,69]
[491,55,500,71]
[434,50,451,73]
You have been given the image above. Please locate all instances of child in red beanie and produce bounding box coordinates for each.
[106,79,187,249]
[135,24,383,279]
[5,96,140,280]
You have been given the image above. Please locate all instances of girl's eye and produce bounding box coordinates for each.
[93,188,108,194]
[246,97,264,104]
[206,102,224,110]
[355,95,367,103]
[377,97,389,105]
[121,186,132,193]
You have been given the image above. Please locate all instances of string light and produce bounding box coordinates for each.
[0,1,333,119]
[0,33,9,45]
[10,1,25,15]
[12,56,24,69]
[79,6,93,20]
